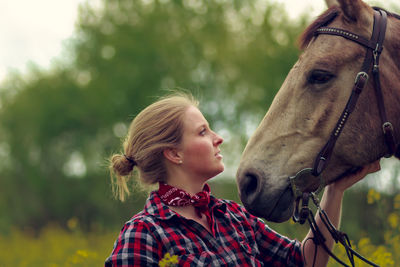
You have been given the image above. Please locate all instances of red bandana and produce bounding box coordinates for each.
[158,182,211,218]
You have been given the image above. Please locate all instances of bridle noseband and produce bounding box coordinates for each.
[288,8,399,267]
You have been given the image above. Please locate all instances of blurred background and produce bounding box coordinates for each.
[0,0,399,266]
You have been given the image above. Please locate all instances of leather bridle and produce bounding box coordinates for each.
[313,9,396,176]
[288,8,399,267]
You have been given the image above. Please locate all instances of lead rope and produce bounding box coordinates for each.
[296,193,380,267]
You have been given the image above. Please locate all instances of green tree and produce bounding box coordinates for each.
[0,0,305,231]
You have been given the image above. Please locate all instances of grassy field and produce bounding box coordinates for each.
[1,191,399,266]
[0,225,398,266]
[0,224,117,267]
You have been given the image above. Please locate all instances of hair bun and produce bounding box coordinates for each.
[124,154,136,166]
[111,154,135,176]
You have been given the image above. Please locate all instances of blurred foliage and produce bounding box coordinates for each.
[0,0,306,232]
[0,0,399,265]
[327,192,400,267]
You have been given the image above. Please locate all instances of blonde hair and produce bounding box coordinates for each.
[109,92,199,201]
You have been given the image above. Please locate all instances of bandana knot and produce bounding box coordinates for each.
[158,182,211,218]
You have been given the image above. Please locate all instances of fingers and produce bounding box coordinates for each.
[331,160,381,192]
[366,160,381,173]
[353,160,380,180]
[352,160,380,181]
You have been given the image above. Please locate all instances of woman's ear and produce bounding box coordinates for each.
[163,148,183,165]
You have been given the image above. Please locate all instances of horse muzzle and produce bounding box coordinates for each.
[237,168,296,222]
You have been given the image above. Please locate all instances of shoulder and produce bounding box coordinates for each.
[105,213,164,266]
[121,211,161,236]
[113,214,153,246]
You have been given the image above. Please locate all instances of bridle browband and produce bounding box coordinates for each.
[288,8,399,267]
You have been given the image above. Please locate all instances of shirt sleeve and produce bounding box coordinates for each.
[105,220,161,267]
[230,202,304,267]
[252,216,304,267]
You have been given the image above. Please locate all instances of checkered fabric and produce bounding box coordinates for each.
[105,190,304,266]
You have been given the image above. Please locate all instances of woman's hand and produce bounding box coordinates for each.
[329,160,381,193]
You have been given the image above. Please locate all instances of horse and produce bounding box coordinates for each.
[236,0,400,223]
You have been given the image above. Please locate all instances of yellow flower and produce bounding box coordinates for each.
[159,252,178,267]
[367,188,380,204]
[358,237,373,252]
[388,213,399,229]
[76,250,89,258]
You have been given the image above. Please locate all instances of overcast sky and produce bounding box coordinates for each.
[0,0,83,81]
[0,0,325,83]
[0,0,397,83]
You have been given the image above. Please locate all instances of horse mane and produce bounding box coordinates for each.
[376,7,400,72]
[298,6,340,50]
[375,7,400,20]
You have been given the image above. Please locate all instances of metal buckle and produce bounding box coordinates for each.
[382,121,394,134]
[354,71,369,84]
[293,193,310,225]
[289,168,325,198]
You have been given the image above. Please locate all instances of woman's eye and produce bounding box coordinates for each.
[308,70,334,85]
[200,129,206,135]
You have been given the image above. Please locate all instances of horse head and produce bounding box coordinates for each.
[236,0,400,223]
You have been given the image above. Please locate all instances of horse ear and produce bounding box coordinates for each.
[337,0,367,22]
[325,0,338,8]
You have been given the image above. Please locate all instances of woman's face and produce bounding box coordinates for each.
[178,105,224,179]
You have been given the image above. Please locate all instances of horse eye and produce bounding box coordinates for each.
[308,70,334,85]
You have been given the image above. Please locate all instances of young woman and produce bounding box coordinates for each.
[105,92,380,266]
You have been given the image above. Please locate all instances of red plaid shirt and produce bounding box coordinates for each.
[105,190,304,266]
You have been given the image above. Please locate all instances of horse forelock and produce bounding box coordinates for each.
[299,6,340,50]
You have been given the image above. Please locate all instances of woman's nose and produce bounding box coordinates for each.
[214,132,223,146]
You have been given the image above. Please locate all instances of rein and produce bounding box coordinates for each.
[299,192,380,267]
[289,8,399,267]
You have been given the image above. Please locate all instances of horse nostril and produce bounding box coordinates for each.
[244,174,258,196]
[240,173,262,205]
